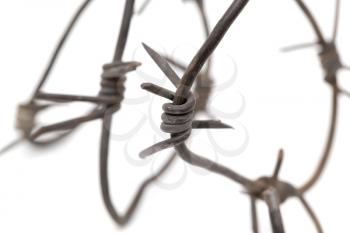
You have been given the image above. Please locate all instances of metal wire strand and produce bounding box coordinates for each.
[139,43,232,158]
[99,0,224,222]
[140,0,252,187]
[246,152,324,233]
[138,1,329,232]
[250,196,259,233]
[292,0,326,46]
[0,102,69,156]
[283,0,338,53]
[290,0,347,83]
[4,0,173,227]
[296,193,324,233]
[279,1,349,199]
[31,0,94,100]
[97,0,179,227]
[0,0,94,155]
[100,105,176,226]
[291,0,344,194]
[318,43,342,81]
[143,45,326,232]
[30,0,176,226]
[332,0,341,42]
[140,0,333,232]
[263,188,285,233]
[299,84,338,194]
[28,61,140,143]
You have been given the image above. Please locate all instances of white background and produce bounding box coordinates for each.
[0,0,350,232]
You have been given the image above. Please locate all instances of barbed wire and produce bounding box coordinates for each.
[1,0,348,232]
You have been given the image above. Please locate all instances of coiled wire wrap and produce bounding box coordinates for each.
[0,0,94,155]
[139,44,232,158]
[15,102,74,146]
[3,0,177,228]
[26,0,176,226]
[99,61,140,107]
[16,103,42,137]
[318,42,342,82]
[100,64,126,98]
[161,94,195,141]
[140,82,231,158]
[22,61,140,144]
[140,7,325,228]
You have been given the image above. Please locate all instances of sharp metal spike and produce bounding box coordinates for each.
[142,43,181,87]
[280,42,319,53]
[192,120,233,129]
[141,83,175,100]
[0,137,24,156]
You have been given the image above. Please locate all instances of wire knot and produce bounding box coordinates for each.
[99,61,141,106]
[16,104,36,136]
[139,44,232,158]
[161,94,196,139]
[318,43,342,82]
[16,103,47,137]
[248,177,296,204]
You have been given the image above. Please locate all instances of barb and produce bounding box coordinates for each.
[0,138,24,156]
[291,0,347,83]
[99,0,148,226]
[1,0,95,155]
[130,11,315,233]
[272,149,284,180]
[280,41,319,53]
[135,0,151,15]
[291,0,343,194]
[140,86,231,158]
[2,0,176,227]
[170,0,251,187]
[243,150,324,233]
[143,44,181,87]
[3,0,342,231]
[165,56,187,71]
[97,0,178,227]
[141,0,254,190]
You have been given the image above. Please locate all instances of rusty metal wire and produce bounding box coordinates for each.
[1,0,169,227]
[285,0,347,195]
[1,0,348,232]
[1,0,226,228]
[30,0,172,227]
[0,0,94,155]
[138,0,341,232]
